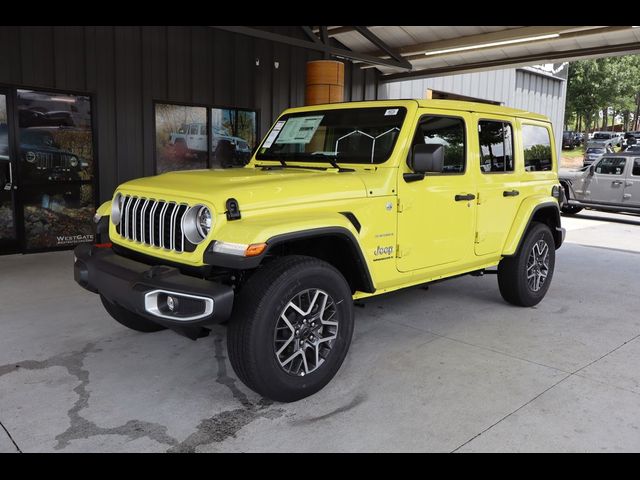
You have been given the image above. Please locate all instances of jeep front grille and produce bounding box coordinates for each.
[115,195,196,253]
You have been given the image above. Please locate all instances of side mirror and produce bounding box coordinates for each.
[409,143,444,174]
[589,164,596,175]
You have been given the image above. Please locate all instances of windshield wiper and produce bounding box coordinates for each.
[309,153,355,172]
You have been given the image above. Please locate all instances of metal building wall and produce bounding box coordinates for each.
[0,26,379,202]
[379,67,566,156]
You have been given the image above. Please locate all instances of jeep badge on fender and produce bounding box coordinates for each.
[74,100,565,402]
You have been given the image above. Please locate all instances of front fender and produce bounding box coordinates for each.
[502,195,559,256]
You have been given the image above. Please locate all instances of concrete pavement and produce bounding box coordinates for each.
[1,210,640,452]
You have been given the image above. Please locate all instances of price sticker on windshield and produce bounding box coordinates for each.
[275,115,324,145]
[262,120,286,148]
[384,109,399,116]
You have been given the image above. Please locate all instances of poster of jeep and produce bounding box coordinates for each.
[155,104,257,173]
[0,95,14,242]
[17,90,95,250]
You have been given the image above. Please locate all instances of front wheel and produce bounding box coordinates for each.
[227,255,354,402]
[497,222,556,307]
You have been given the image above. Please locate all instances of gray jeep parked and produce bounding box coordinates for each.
[559,151,640,215]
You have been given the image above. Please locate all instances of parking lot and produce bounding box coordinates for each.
[1,210,640,452]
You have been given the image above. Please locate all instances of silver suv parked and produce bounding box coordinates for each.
[559,151,640,215]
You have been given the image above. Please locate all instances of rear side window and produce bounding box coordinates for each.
[412,115,466,174]
[479,120,514,173]
[595,157,626,175]
[522,125,553,172]
[633,159,640,176]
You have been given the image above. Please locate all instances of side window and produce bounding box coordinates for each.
[412,115,466,174]
[633,159,640,177]
[522,124,553,172]
[189,124,199,135]
[479,120,514,173]
[595,157,626,175]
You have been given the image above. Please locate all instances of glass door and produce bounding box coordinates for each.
[0,90,19,253]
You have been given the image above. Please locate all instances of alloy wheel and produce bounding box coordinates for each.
[527,239,550,292]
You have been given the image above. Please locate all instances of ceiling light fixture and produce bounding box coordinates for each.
[424,33,560,56]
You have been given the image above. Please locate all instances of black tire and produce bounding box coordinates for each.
[497,222,556,307]
[100,295,167,333]
[561,204,583,215]
[227,255,354,402]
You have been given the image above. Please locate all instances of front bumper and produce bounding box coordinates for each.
[74,244,234,334]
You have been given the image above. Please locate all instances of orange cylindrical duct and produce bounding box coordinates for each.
[305,60,345,105]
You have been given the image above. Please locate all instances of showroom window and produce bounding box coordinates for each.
[478,120,514,173]
[412,115,466,174]
[522,124,553,172]
[595,157,626,175]
[155,103,258,174]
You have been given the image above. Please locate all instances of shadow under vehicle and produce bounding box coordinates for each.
[19,128,88,207]
[560,151,640,215]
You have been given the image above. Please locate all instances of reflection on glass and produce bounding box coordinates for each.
[155,104,208,174]
[211,108,256,168]
[22,184,95,250]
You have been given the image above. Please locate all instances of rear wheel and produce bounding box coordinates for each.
[498,222,556,307]
[227,255,354,402]
[100,295,167,332]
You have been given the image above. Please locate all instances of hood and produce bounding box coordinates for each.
[117,166,369,212]
[559,167,588,180]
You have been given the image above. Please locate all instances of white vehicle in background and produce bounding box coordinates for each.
[168,123,208,159]
[168,123,252,167]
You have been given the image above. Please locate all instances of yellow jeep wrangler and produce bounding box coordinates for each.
[74,100,565,402]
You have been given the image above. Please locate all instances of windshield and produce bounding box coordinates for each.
[256,107,407,164]
[593,133,611,139]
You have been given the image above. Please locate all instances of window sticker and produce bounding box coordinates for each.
[274,115,324,145]
[384,109,399,116]
[262,120,286,148]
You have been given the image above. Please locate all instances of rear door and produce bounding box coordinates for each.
[622,157,640,207]
[584,157,627,204]
[474,114,523,256]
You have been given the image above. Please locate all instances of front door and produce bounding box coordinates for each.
[474,115,522,256]
[0,90,20,253]
[622,157,640,207]
[584,156,627,204]
[397,111,476,272]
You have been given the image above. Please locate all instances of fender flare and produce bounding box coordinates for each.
[502,200,562,256]
[204,226,375,293]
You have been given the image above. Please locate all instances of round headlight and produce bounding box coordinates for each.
[196,206,212,237]
[26,151,36,163]
[69,156,79,167]
[111,193,123,225]
[182,205,213,245]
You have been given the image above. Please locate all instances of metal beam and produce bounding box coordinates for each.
[354,26,412,70]
[379,41,640,82]
[301,26,322,44]
[211,26,412,70]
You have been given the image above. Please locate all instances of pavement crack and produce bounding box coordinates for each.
[167,333,285,453]
[0,420,22,453]
[0,343,180,451]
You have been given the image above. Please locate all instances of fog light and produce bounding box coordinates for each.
[167,296,178,312]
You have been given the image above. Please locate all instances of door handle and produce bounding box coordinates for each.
[503,190,520,197]
[612,180,623,186]
[625,181,633,187]
[455,194,476,202]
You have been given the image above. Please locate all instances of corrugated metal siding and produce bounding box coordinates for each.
[0,26,378,202]
[379,67,565,154]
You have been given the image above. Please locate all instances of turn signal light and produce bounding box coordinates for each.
[245,243,267,257]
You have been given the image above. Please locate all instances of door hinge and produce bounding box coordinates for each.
[397,198,404,213]
[474,232,482,244]
[475,192,482,205]
[396,244,406,258]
